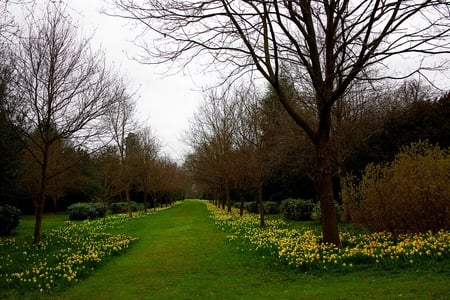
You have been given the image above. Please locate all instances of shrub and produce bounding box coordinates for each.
[245,201,259,214]
[67,202,98,221]
[0,205,21,236]
[264,201,280,214]
[280,198,296,212]
[110,201,139,214]
[283,199,315,221]
[343,140,450,233]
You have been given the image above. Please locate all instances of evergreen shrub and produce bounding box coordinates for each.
[245,201,259,214]
[67,202,98,220]
[0,205,21,235]
[283,199,315,221]
[110,201,139,214]
[264,201,280,214]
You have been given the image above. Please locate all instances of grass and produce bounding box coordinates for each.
[2,200,449,299]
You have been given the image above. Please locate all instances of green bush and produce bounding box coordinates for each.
[280,198,296,212]
[67,202,98,221]
[0,205,21,236]
[245,201,259,214]
[110,201,139,214]
[283,199,315,221]
[264,201,280,215]
[343,141,450,233]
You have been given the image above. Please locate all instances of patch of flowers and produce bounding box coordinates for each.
[0,211,158,294]
[206,202,450,271]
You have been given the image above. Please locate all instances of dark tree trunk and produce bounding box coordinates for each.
[225,178,231,212]
[33,200,44,244]
[34,145,49,244]
[315,138,340,246]
[239,191,245,217]
[258,181,265,228]
[126,186,132,218]
[143,188,148,213]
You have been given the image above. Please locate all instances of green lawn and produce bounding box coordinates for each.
[3,200,449,299]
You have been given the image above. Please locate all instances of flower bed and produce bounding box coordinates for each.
[206,202,450,271]
[0,213,148,293]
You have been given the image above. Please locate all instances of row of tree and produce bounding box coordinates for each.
[185,76,449,227]
[0,1,187,243]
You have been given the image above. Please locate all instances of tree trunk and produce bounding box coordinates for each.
[225,178,231,212]
[33,200,44,244]
[258,181,265,228]
[126,186,132,218]
[143,187,148,213]
[315,140,340,246]
[34,146,49,244]
[239,191,244,217]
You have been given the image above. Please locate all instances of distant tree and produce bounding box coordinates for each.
[147,156,179,208]
[132,127,160,212]
[92,146,122,217]
[234,83,282,227]
[187,90,240,212]
[112,1,450,245]
[10,2,116,244]
[104,79,137,218]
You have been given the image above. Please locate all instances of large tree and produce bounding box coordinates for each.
[11,2,116,243]
[112,0,450,245]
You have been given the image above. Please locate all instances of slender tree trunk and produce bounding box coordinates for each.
[152,193,157,212]
[215,191,220,208]
[258,181,265,228]
[239,191,244,217]
[34,200,44,244]
[34,146,49,244]
[126,185,132,218]
[315,138,340,246]
[103,197,107,225]
[143,186,148,213]
[225,178,231,212]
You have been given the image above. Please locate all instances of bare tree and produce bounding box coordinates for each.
[133,127,160,212]
[146,156,179,208]
[10,2,116,243]
[187,89,240,211]
[234,83,282,227]
[111,0,450,245]
[92,145,122,220]
[104,79,137,217]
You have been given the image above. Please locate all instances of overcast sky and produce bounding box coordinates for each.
[67,0,204,162]
[12,1,449,161]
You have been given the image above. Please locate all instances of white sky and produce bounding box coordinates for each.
[68,0,204,162]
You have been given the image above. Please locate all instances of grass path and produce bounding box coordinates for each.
[52,200,449,299]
